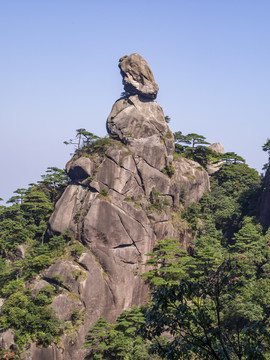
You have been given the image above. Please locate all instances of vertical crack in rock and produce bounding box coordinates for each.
[133,156,146,194]
[117,213,142,256]
[111,200,151,237]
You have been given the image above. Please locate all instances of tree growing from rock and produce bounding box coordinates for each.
[220,152,245,165]
[64,128,100,153]
[7,188,28,205]
[174,131,218,167]
[174,132,210,150]
[262,138,270,169]
[84,307,161,360]
[37,167,68,205]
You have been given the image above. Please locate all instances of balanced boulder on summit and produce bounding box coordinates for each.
[119,53,159,99]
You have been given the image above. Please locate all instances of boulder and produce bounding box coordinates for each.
[119,53,159,99]
[172,157,210,206]
[0,329,15,350]
[66,156,92,180]
[207,142,225,175]
[15,244,27,260]
[209,142,224,154]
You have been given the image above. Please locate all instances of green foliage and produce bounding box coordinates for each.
[161,164,175,178]
[262,138,270,169]
[71,309,85,326]
[0,217,31,256]
[191,146,219,168]
[124,196,142,209]
[0,168,73,353]
[0,286,62,349]
[214,163,260,191]
[100,189,109,197]
[173,131,219,167]
[74,209,82,223]
[84,307,161,360]
[71,245,85,258]
[173,131,247,170]
[139,155,270,359]
[37,167,68,204]
[64,128,100,153]
[7,188,28,205]
[21,189,53,225]
[184,163,261,237]
[124,132,132,137]
[164,115,171,124]
[174,131,210,150]
[141,238,195,286]
[220,151,245,164]
[183,201,201,230]
[77,136,115,158]
[231,217,262,254]
[141,261,270,360]
[148,187,169,211]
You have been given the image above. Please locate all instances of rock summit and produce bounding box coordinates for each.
[119,53,159,99]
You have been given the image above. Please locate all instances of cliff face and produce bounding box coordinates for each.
[260,167,270,228]
[24,54,210,360]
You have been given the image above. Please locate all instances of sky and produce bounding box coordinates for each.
[0,0,269,203]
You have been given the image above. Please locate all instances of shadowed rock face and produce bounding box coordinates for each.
[260,167,270,228]
[25,54,210,360]
[119,53,159,99]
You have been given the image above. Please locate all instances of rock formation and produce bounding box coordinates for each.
[119,53,159,99]
[24,54,210,360]
[260,167,270,228]
[206,142,225,175]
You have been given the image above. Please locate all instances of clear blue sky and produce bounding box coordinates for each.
[0,0,269,202]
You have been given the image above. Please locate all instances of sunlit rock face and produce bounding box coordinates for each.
[26,54,210,360]
[206,142,225,175]
[119,53,159,99]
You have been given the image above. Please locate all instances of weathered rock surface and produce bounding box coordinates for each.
[26,54,210,360]
[207,142,225,175]
[119,53,159,99]
[260,167,270,228]
[0,298,4,310]
[15,244,27,260]
[209,142,224,154]
[106,94,174,168]
[0,328,15,350]
[23,344,63,360]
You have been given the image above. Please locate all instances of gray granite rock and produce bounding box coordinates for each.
[209,142,225,154]
[119,53,159,99]
[207,142,225,175]
[0,329,15,350]
[106,94,174,168]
